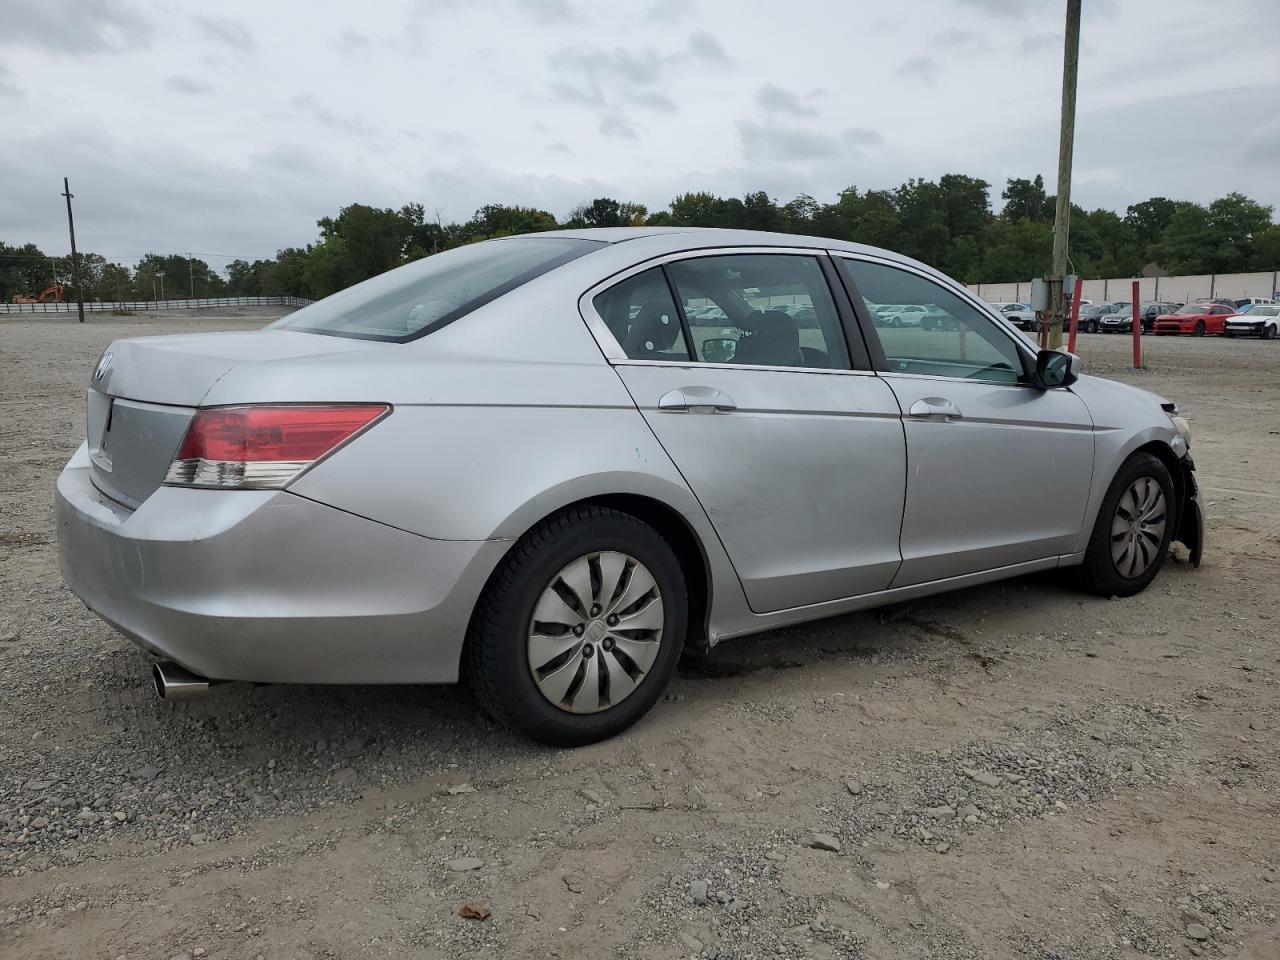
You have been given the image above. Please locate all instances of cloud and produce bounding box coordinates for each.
[0,64,22,98]
[514,0,582,23]
[645,0,695,21]
[1239,118,1280,168]
[1020,31,1059,54]
[547,30,731,114]
[933,28,990,51]
[755,83,817,117]
[284,93,375,136]
[332,28,374,55]
[194,15,257,53]
[164,75,213,96]
[894,56,939,84]
[547,141,573,154]
[0,0,154,53]
[843,128,884,148]
[687,29,731,66]
[957,0,1038,17]
[738,121,840,164]
[600,115,638,139]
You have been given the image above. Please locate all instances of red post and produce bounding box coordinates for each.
[1131,280,1141,369]
[1067,286,1082,353]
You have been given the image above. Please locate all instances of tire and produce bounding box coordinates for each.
[1192,320,1205,337]
[1078,451,1176,597]
[1088,320,1099,334]
[1263,324,1276,341]
[465,505,687,746]
[1224,331,1234,338]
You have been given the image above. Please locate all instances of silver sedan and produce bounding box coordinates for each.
[56,228,1204,745]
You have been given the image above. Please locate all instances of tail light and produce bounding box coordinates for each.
[164,404,390,489]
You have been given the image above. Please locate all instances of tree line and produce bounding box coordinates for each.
[2,174,1276,305]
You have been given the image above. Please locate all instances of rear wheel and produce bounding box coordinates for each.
[1079,452,1175,597]
[465,506,687,746]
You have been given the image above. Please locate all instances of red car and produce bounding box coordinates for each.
[1152,302,1237,336]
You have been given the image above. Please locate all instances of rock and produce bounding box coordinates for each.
[963,768,1003,788]
[578,787,605,805]
[845,779,864,796]
[333,767,358,786]
[677,930,704,954]
[31,816,48,829]
[924,805,955,820]
[1248,718,1265,731]
[133,765,161,781]
[446,856,485,872]
[689,879,708,905]
[193,951,206,958]
[1195,691,1214,701]
[1130,760,1146,777]
[934,843,950,854]
[959,804,979,819]
[446,783,476,795]
[1181,909,1207,926]
[801,832,842,852]
[458,902,491,920]
[1185,923,1211,941]
[765,850,785,862]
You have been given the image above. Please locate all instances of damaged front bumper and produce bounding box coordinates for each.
[1175,455,1205,567]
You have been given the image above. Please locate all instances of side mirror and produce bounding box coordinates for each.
[1033,349,1080,389]
[701,337,737,364]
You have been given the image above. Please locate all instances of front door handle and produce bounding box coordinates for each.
[657,386,738,414]
[908,397,963,420]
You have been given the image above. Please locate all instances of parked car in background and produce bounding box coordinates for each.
[1224,304,1280,339]
[1077,302,1128,334]
[54,227,1204,745]
[1233,297,1277,309]
[1153,302,1237,336]
[991,302,1039,332]
[1100,302,1179,334]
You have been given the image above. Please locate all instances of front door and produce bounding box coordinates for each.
[836,255,1095,587]
[585,251,907,613]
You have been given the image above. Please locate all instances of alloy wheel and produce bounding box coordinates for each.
[1110,477,1167,578]
[526,551,664,714]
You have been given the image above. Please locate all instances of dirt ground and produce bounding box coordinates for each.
[0,311,1276,960]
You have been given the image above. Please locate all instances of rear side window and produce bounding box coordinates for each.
[272,237,601,342]
[592,268,691,361]
[665,254,850,369]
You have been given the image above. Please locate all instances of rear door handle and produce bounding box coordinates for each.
[908,397,963,420]
[658,386,738,414]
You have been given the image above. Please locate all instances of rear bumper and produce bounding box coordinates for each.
[55,443,506,683]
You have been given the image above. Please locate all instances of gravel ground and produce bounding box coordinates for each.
[0,312,1277,959]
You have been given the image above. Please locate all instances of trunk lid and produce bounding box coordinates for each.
[87,330,379,509]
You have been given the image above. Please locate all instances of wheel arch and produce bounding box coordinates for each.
[463,482,723,677]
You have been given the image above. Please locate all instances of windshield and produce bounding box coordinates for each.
[272,237,602,342]
[1241,304,1279,316]
[1174,304,1208,315]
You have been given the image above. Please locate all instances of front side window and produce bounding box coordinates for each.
[664,254,850,369]
[591,268,690,361]
[839,258,1026,384]
[273,237,601,342]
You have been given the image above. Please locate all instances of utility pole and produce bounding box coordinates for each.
[158,271,165,301]
[61,177,86,324]
[188,253,195,298]
[1047,0,1081,350]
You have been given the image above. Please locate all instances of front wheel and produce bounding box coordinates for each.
[1192,320,1206,337]
[465,506,687,746]
[1263,325,1276,341]
[1078,452,1176,597]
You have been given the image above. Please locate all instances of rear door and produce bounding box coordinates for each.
[583,249,906,613]
[834,254,1095,587]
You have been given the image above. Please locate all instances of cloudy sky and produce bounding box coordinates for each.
[2,0,1277,267]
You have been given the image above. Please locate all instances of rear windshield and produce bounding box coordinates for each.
[1174,305,1208,315]
[271,237,602,342]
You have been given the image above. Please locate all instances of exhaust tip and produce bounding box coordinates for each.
[152,661,213,701]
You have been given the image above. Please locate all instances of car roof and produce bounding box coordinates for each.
[532,226,925,262]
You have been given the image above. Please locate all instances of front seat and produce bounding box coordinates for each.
[622,301,683,359]
[734,310,803,367]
